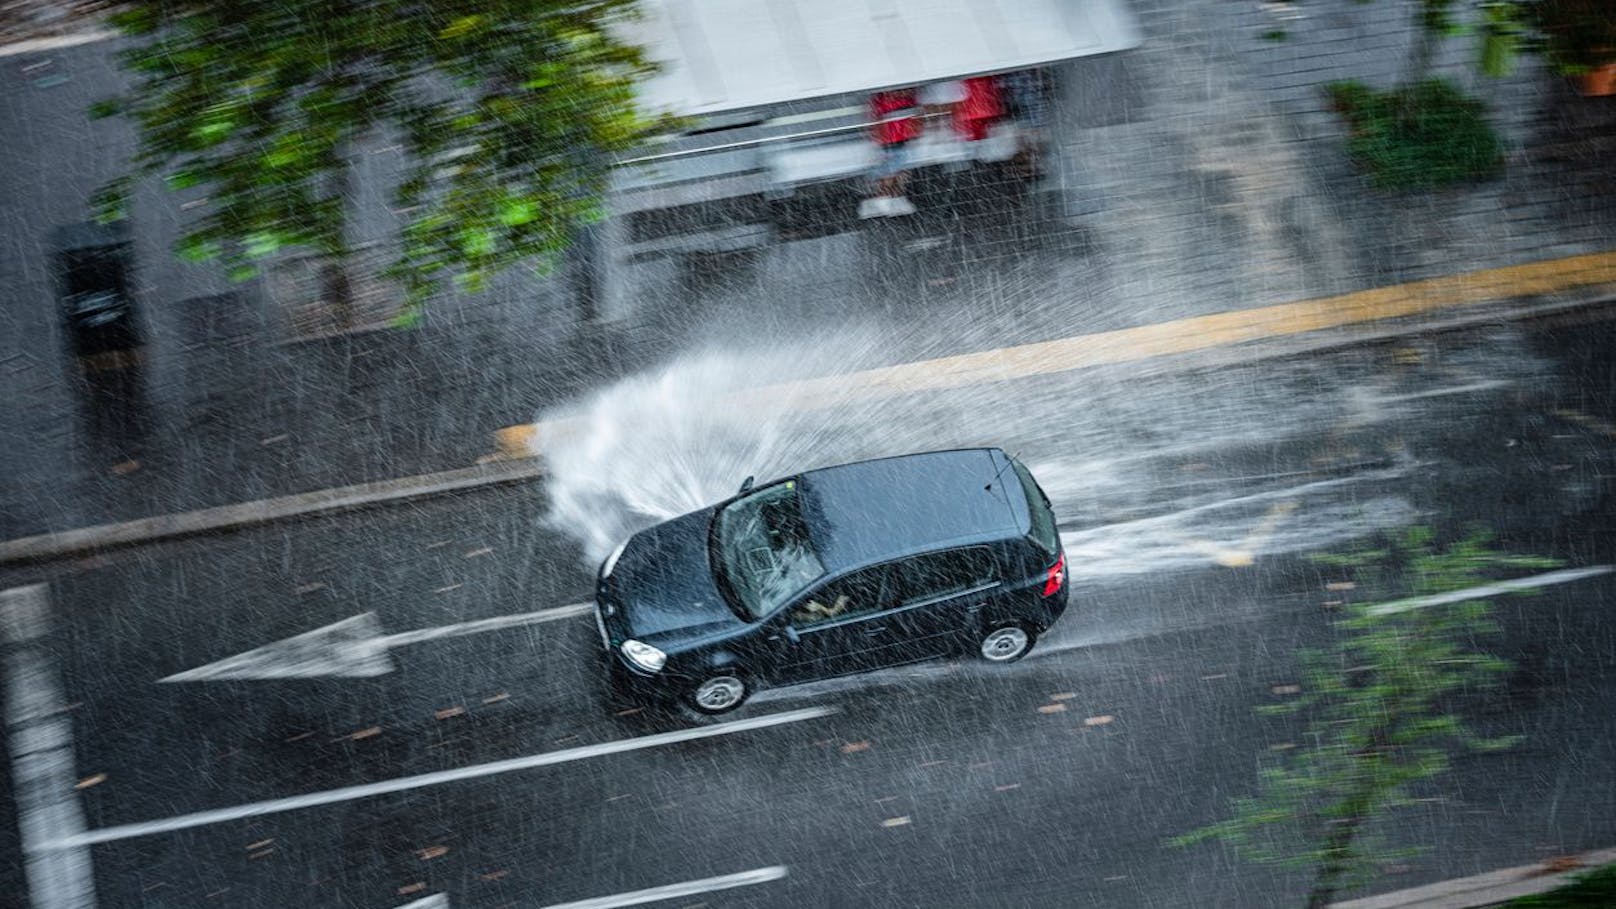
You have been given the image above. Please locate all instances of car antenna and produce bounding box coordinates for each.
[986,450,1020,493]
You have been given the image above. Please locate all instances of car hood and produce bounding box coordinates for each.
[602,507,745,641]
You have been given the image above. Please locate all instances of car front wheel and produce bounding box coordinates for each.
[979,623,1035,663]
[690,673,749,714]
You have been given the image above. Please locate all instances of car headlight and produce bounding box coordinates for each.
[601,539,630,579]
[621,639,666,673]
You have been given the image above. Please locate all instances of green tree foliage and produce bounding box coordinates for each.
[1175,527,1560,909]
[1325,79,1502,189]
[91,0,675,324]
[1313,1,1533,188]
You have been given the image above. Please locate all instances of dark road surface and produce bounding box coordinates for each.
[3,311,1615,908]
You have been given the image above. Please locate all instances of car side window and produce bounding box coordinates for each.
[791,567,889,628]
[893,548,997,607]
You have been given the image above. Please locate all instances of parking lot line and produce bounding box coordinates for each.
[32,706,838,852]
[3,584,98,908]
[538,866,788,909]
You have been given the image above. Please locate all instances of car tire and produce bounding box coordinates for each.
[978,622,1035,663]
[689,673,750,715]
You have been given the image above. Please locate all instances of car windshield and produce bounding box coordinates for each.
[712,479,826,620]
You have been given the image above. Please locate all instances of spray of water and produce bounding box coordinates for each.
[538,323,1545,576]
[538,333,893,563]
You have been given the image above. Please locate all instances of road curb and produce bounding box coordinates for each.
[1333,848,1616,908]
[0,458,543,567]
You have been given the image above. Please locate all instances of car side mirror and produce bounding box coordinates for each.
[739,475,755,495]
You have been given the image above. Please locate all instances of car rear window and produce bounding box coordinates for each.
[1011,459,1059,558]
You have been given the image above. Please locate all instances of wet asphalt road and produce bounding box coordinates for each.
[2,312,1615,908]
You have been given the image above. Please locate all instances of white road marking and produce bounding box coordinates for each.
[33,706,837,851]
[0,30,118,58]
[1366,566,1614,616]
[161,602,592,681]
[3,585,97,908]
[380,602,591,647]
[160,613,391,681]
[538,867,788,909]
[395,895,448,909]
[1370,379,1512,404]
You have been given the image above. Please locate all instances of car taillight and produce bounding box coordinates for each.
[1041,552,1066,597]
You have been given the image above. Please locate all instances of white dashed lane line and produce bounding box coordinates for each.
[537,867,789,909]
[3,584,98,908]
[32,706,838,852]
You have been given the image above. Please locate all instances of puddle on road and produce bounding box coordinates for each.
[537,321,1557,577]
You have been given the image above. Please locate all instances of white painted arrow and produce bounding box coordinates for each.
[160,602,592,682]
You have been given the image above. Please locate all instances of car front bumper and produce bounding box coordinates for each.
[593,602,685,707]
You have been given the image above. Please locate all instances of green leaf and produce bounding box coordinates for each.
[264,139,308,169]
[88,98,123,120]
[391,305,424,329]
[227,264,258,283]
[165,169,203,191]
[177,236,221,263]
[244,232,283,259]
[498,198,536,227]
[90,181,130,224]
[108,8,157,35]
[438,15,484,40]
[191,118,235,145]
[459,227,495,257]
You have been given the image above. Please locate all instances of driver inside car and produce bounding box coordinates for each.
[796,593,855,622]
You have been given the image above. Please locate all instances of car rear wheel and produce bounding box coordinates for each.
[979,623,1034,663]
[690,674,749,714]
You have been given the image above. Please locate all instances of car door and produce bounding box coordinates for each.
[880,548,1002,664]
[768,565,895,683]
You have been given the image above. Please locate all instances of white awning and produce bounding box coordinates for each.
[620,0,1143,118]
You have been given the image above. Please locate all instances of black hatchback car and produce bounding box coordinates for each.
[593,448,1068,714]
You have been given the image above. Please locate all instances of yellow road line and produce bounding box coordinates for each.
[495,251,1616,459]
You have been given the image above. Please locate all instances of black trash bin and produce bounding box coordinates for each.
[49,221,143,362]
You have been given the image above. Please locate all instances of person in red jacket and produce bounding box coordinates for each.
[861,88,922,218]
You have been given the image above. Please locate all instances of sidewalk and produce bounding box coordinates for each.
[2,0,1614,542]
[1334,848,1616,909]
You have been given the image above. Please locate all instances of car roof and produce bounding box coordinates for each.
[798,448,1029,575]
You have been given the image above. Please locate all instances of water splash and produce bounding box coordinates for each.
[537,324,1542,575]
[537,336,894,563]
